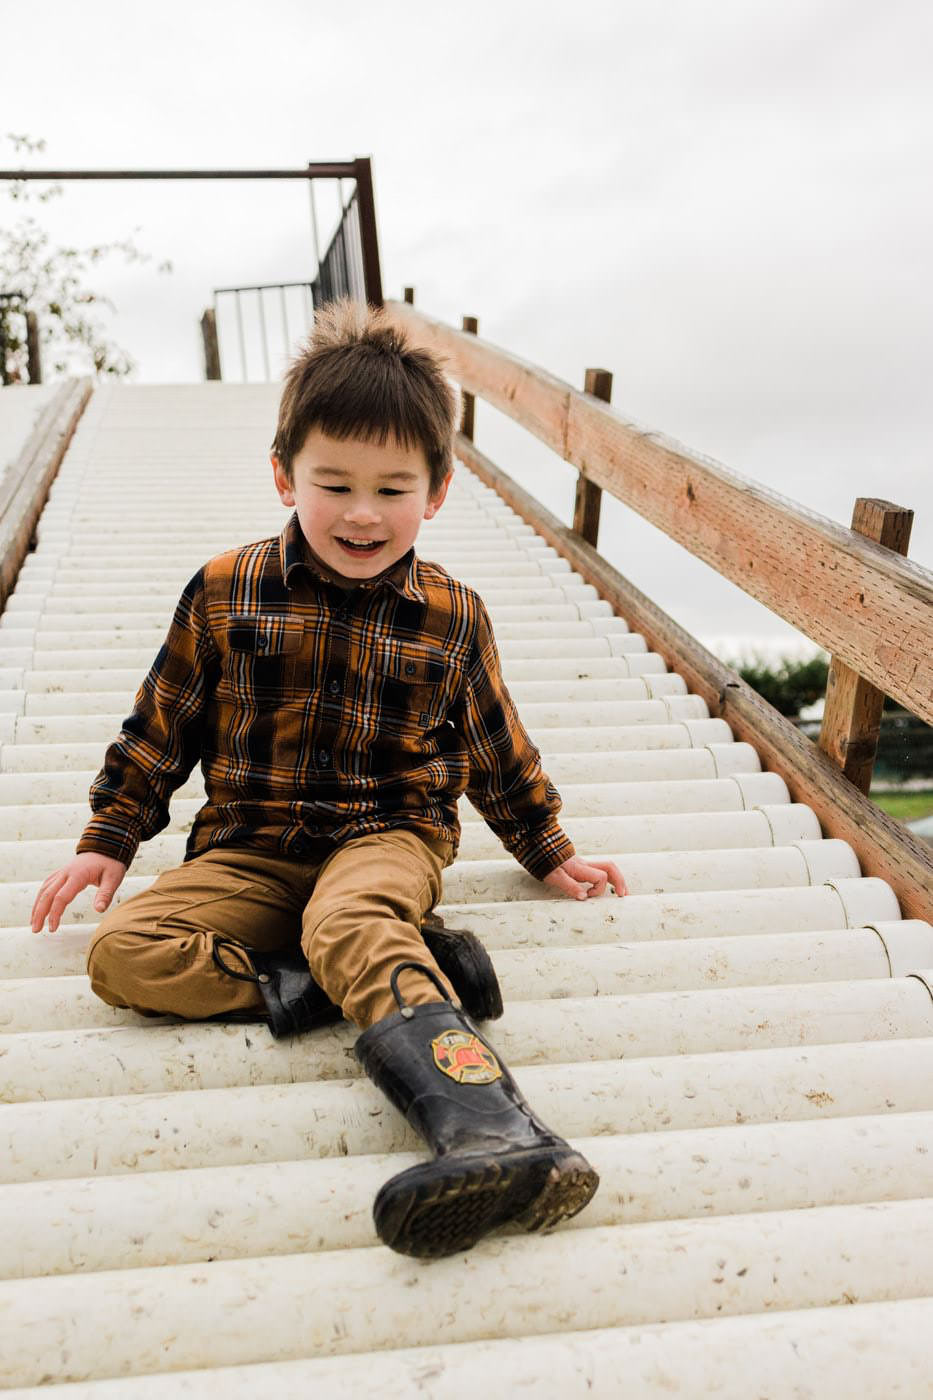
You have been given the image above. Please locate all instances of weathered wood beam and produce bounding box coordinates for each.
[0,378,93,612]
[460,316,478,442]
[25,311,41,384]
[819,501,914,792]
[453,433,933,924]
[573,368,611,546]
[388,300,933,725]
[200,309,221,381]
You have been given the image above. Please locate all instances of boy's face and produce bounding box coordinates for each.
[272,428,453,583]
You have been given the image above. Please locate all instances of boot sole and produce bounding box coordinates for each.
[373,1146,599,1258]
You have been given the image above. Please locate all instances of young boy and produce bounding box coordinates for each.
[31,297,627,1258]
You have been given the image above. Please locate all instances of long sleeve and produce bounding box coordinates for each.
[76,569,218,867]
[456,595,575,880]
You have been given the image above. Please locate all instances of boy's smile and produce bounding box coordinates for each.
[272,429,453,584]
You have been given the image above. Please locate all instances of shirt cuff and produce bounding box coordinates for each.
[511,824,576,881]
[76,821,139,868]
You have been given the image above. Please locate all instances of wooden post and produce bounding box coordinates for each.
[403,287,415,304]
[572,368,612,546]
[818,498,914,793]
[25,312,41,384]
[460,317,478,441]
[200,308,221,381]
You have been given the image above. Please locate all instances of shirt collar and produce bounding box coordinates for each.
[279,512,426,603]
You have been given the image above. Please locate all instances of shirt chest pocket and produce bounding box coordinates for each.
[375,642,454,731]
[225,616,307,697]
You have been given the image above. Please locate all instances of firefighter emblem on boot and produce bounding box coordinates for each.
[431,1028,503,1084]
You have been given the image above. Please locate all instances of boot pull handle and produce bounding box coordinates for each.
[389,960,458,1019]
[212,938,268,984]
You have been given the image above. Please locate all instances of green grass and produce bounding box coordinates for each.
[870,790,933,823]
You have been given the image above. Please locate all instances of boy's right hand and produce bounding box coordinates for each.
[31,853,128,933]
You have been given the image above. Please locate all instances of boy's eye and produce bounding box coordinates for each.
[321,486,405,496]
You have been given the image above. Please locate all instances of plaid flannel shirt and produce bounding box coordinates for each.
[77,512,576,880]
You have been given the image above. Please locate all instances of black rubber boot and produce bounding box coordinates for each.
[210,940,339,1036]
[354,960,599,1258]
[420,913,503,1021]
[211,916,502,1039]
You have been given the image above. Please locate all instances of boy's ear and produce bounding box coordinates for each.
[423,468,454,521]
[271,453,295,507]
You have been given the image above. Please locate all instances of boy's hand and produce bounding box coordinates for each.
[31,853,128,933]
[542,856,628,900]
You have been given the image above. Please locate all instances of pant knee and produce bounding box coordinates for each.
[86,925,134,1007]
[304,891,419,979]
[304,888,454,1028]
[85,917,176,1011]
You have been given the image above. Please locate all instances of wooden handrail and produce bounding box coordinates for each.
[388,300,933,726]
[0,378,92,610]
[454,432,932,923]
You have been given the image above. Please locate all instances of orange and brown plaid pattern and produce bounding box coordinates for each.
[77,513,576,881]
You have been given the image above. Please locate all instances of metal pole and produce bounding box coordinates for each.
[257,289,270,380]
[235,290,247,383]
[0,166,358,181]
[352,156,383,307]
[308,169,322,274]
[279,284,288,363]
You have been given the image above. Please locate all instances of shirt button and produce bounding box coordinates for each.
[329,679,341,696]
[318,749,330,766]
[405,660,416,676]
[256,635,268,650]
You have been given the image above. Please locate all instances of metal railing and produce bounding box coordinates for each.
[208,281,315,384]
[204,179,376,382]
[0,160,384,384]
[205,182,375,389]
[312,182,368,307]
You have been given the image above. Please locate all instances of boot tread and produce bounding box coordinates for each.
[374,1145,598,1258]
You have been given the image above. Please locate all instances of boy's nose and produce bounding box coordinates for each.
[344,502,382,523]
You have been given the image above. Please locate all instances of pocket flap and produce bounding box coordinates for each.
[377,642,450,686]
[227,616,305,655]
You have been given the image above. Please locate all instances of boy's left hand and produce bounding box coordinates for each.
[542,856,628,900]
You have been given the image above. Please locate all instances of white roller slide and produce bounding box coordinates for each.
[1,380,930,1394]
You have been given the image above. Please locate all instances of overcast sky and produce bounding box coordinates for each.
[3,0,931,657]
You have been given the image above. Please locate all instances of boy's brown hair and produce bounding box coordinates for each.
[272,297,459,497]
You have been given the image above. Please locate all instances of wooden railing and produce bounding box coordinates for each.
[390,294,933,921]
[0,378,92,608]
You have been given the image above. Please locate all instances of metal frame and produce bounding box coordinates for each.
[0,160,384,308]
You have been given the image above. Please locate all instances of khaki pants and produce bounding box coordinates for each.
[87,828,456,1030]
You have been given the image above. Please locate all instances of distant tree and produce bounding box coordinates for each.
[721,651,932,781]
[727,651,830,718]
[0,133,172,382]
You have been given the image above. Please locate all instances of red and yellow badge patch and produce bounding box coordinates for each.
[431,1028,502,1084]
